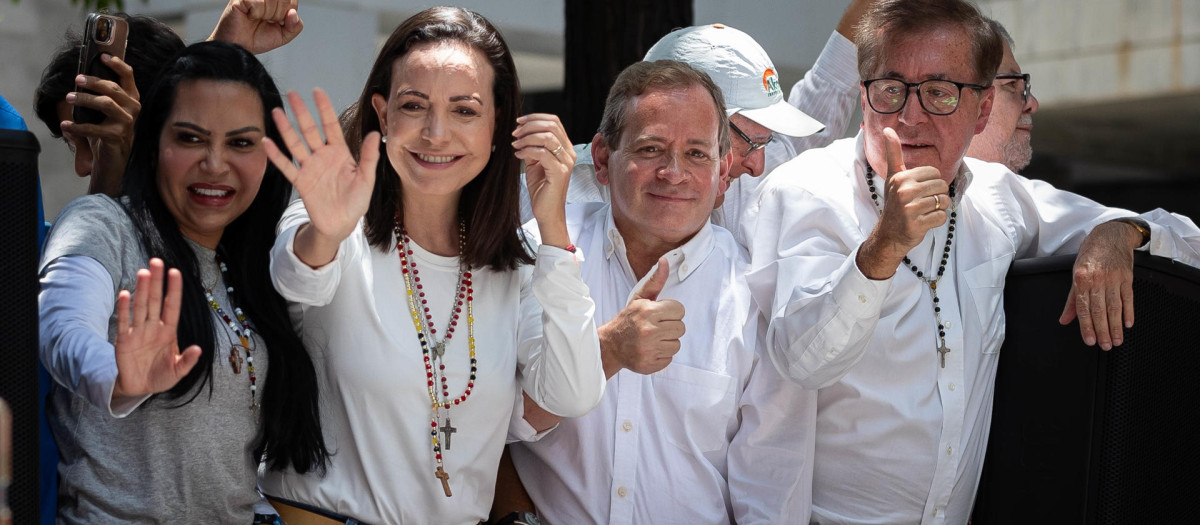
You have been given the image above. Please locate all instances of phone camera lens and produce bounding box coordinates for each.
[95,17,112,43]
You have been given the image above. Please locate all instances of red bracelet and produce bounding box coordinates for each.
[564,243,577,253]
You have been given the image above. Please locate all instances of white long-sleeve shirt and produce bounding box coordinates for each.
[510,203,815,525]
[740,133,1200,524]
[519,30,861,239]
[260,200,605,524]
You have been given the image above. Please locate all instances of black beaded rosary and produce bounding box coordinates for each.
[866,166,957,368]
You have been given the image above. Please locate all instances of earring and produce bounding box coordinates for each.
[492,144,496,152]
[381,135,388,143]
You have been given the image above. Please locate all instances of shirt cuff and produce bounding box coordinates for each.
[97,358,151,417]
[506,392,561,443]
[535,241,586,266]
[283,224,342,274]
[836,246,892,320]
[813,31,860,92]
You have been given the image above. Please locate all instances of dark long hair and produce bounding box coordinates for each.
[120,41,328,474]
[341,6,532,270]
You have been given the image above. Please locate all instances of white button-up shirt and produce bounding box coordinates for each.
[512,203,815,525]
[740,133,1200,524]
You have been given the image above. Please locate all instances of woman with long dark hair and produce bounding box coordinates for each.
[258,6,604,523]
[38,41,327,524]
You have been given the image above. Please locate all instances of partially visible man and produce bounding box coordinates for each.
[967,17,1040,172]
[741,0,1200,522]
[33,0,303,196]
[511,61,814,524]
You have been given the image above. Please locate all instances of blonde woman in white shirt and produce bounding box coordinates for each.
[257,7,604,524]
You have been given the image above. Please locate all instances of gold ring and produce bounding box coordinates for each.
[933,194,941,211]
[550,144,565,157]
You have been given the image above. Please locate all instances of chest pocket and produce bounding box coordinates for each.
[652,363,735,453]
[962,253,1013,354]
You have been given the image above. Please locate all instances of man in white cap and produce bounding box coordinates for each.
[519,0,872,238]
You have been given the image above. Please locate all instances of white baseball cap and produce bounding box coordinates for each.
[644,23,825,138]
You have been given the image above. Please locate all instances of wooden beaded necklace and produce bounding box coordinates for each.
[204,254,259,410]
[395,214,476,498]
[866,167,957,368]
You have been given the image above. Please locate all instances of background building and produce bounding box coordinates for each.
[2,0,1197,220]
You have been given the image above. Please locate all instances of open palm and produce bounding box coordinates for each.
[112,258,201,401]
[264,88,380,244]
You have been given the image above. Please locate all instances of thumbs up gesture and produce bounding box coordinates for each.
[598,257,687,377]
[856,127,952,280]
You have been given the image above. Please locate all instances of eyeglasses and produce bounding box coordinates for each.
[729,120,772,155]
[994,73,1032,103]
[862,78,989,116]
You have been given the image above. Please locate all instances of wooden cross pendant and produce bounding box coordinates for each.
[435,466,452,497]
[937,342,950,368]
[440,418,457,451]
[228,347,243,374]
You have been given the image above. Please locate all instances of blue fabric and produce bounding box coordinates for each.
[0,94,27,130]
[1,93,57,525]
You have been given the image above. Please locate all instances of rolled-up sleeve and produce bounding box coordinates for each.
[765,31,861,174]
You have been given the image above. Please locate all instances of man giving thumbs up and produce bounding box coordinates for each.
[508,60,816,525]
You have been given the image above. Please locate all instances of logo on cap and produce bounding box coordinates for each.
[762,68,782,98]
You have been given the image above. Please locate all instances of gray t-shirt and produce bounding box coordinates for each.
[40,194,267,524]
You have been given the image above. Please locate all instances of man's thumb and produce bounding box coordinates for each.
[883,127,906,176]
[631,257,670,302]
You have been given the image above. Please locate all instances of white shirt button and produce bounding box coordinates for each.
[621,420,633,432]
[944,321,952,329]
[948,382,956,391]
[827,348,837,357]
[946,446,953,456]
[617,486,629,498]
[858,294,867,303]
[680,263,688,274]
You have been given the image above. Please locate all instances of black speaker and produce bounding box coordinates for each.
[0,128,40,524]
[973,252,1200,523]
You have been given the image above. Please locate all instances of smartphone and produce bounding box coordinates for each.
[73,13,129,125]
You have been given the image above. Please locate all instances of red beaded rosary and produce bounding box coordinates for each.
[395,214,476,497]
[204,254,259,411]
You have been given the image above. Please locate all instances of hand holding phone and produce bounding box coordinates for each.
[73,13,129,125]
[64,13,140,195]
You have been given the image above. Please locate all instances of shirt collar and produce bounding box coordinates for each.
[601,204,714,282]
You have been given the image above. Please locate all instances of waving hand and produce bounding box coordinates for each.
[263,88,380,267]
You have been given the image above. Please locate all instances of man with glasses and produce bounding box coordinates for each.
[967,17,1041,172]
[740,0,1200,522]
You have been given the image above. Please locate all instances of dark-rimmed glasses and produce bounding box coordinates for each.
[862,78,989,116]
[994,73,1032,103]
[729,120,772,155]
